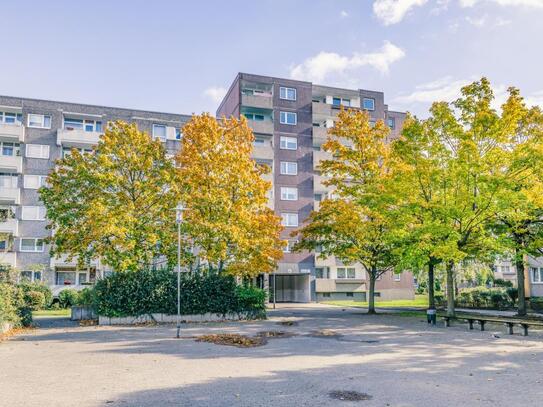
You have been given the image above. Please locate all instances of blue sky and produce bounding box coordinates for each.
[1,0,542,117]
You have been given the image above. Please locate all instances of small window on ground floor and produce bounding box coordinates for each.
[56,271,76,285]
[346,292,354,297]
[322,293,331,298]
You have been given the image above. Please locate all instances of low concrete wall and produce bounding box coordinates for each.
[98,312,255,326]
[71,306,97,321]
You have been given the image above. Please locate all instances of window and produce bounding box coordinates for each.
[0,111,22,125]
[346,292,354,297]
[280,136,297,150]
[175,128,182,140]
[0,174,17,188]
[280,111,297,125]
[27,114,52,129]
[314,193,322,202]
[280,161,298,175]
[316,268,330,279]
[62,147,92,158]
[281,187,298,201]
[1,141,21,157]
[243,113,265,121]
[281,213,298,227]
[363,98,375,111]
[21,206,46,220]
[337,268,356,279]
[253,137,266,146]
[56,271,76,285]
[332,98,351,107]
[63,118,102,132]
[152,124,167,141]
[322,292,331,298]
[374,292,381,297]
[20,270,42,282]
[23,175,47,189]
[387,117,395,129]
[283,239,298,253]
[531,267,543,283]
[25,144,50,159]
[78,273,88,285]
[279,87,297,101]
[394,274,401,281]
[20,238,44,252]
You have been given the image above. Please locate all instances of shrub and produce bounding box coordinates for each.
[18,306,33,327]
[59,289,79,308]
[0,283,33,328]
[93,268,266,318]
[24,291,46,311]
[457,287,513,309]
[75,287,96,306]
[506,287,518,305]
[530,297,543,312]
[434,292,444,305]
[494,278,513,288]
[19,282,53,309]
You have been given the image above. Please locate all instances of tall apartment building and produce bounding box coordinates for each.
[218,73,414,302]
[0,72,415,302]
[0,95,190,294]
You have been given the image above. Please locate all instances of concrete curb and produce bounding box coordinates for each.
[98,312,256,325]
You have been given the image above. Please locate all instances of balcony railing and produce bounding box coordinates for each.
[0,251,16,268]
[313,149,332,170]
[0,218,18,236]
[241,93,273,109]
[0,123,24,142]
[0,186,20,204]
[315,278,366,293]
[246,119,274,135]
[0,155,22,173]
[57,128,101,148]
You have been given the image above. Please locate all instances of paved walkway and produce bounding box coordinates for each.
[2,304,543,406]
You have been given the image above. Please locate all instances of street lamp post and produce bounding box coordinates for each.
[175,203,186,339]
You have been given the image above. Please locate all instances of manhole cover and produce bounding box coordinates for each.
[329,390,373,401]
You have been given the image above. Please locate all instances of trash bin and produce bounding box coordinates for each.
[427,308,437,325]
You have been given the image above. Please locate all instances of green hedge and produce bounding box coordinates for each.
[0,283,33,328]
[93,268,266,319]
[456,287,513,309]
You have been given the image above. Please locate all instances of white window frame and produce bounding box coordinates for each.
[19,238,45,253]
[280,136,297,150]
[283,239,298,253]
[21,206,46,221]
[0,111,23,125]
[280,161,298,175]
[27,113,52,129]
[394,273,401,281]
[25,144,50,159]
[280,111,297,125]
[280,187,298,201]
[387,117,395,129]
[337,267,356,279]
[279,87,297,101]
[281,213,299,227]
[532,267,543,284]
[363,98,375,111]
[152,124,167,141]
[23,175,47,189]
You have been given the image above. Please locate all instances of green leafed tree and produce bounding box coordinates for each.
[40,121,180,272]
[294,109,405,314]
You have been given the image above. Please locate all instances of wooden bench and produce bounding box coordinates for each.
[442,315,543,336]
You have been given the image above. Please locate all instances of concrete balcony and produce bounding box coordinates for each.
[0,251,16,267]
[50,253,99,268]
[313,149,332,170]
[0,123,24,142]
[241,94,273,110]
[312,101,336,117]
[312,126,329,142]
[247,119,274,135]
[0,219,18,236]
[315,278,366,293]
[0,155,22,173]
[57,128,101,148]
[252,144,274,160]
[313,174,331,193]
[0,187,20,204]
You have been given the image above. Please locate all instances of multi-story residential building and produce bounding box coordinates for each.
[217,73,414,303]
[0,72,415,302]
[0,95,190,295]
[494,257,543,298]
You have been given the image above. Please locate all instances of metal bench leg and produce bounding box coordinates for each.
[468,320,474,330]
[479,321,485,331]
[444,318,450,327]
[506,323,514,335]
[521,324,529,336]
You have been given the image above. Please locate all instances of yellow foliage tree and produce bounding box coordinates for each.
[177,114,283,277]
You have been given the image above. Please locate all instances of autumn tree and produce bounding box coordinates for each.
[491,88,543,316]
[176,114,283,278]
[40,121,180,272]
[295,109,405,314]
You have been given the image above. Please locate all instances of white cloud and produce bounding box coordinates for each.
[373,0,429,25]
[394,76,472,104]
[465,14,488,25]
[525,90,543,107]
[340,10,349,17]
[289,41,405,83]
[460,0,543,7]
[203,86,227,104]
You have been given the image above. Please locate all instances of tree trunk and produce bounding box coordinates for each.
[368,267,377,315]
[516,248,527,317]
[428,262,435,310]
[446,260,456,317]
